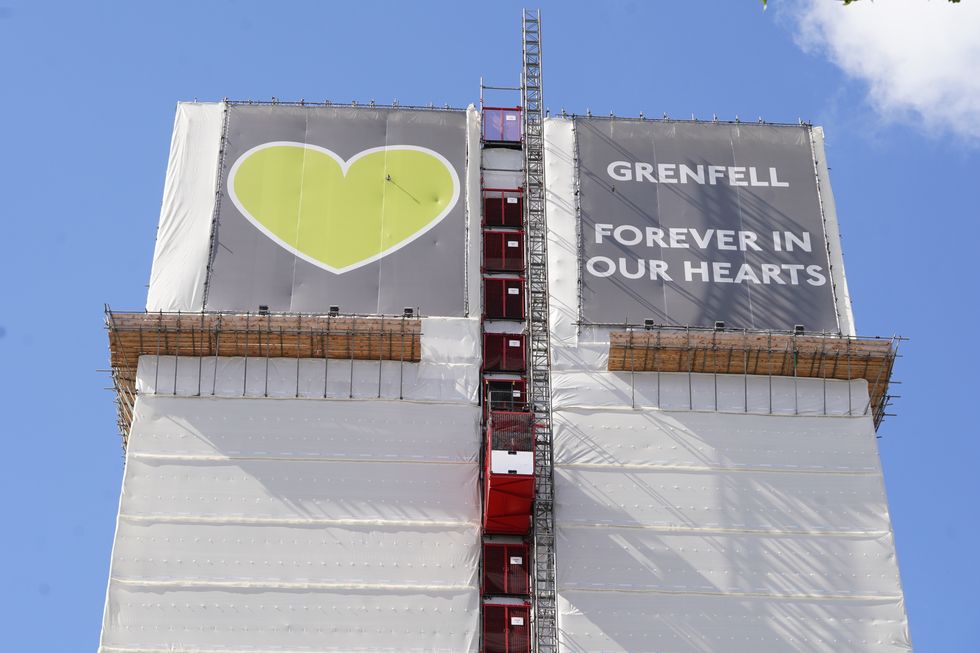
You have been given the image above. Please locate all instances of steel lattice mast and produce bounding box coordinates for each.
[522,9,557,653]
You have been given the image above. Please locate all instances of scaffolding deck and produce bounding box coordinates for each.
[608,329,898,427]
[105,310,423,446]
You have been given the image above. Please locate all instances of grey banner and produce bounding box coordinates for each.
[575,118,838,332]
[206,105,467,316]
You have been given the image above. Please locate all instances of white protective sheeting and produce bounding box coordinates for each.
[482,147,524,189]
[111,520,479,588]
[421,317,481,365]
[146,102,223,312]
[136,317,480,404]
[543,114,910,651]
[551,409,910,652]
[555,408,882,472]
[101,391,481,653]
[121,456,479,523]
[812,126,856,335]
[552,370,870,416]
[558,591,910,653]
[138,355,479,404]
[558,528,901,597]
[129,394,479,462]
[102,585,478,653]
[543,118,579,346]
[555,464,891,534]
[466,106,483,318]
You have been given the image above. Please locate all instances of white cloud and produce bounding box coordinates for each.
[794,0,980,142]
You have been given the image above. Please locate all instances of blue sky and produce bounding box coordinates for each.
[1,1,977,650]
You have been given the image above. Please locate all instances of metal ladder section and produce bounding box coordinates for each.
[521,10,557,653]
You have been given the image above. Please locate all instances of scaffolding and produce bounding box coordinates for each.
[608,326,901,428]
[521,9,557,653]
[105,309,422,447]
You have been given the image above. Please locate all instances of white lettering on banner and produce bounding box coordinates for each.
[606,161,791,187]
[586,256,616,278]
[585,257,673,281]
[658,163,678,184]
[609,260,827,284]
[596,223,803,253]
[607,161,633,181]
[588,222,826,286]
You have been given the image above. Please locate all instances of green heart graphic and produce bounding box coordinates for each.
[229,143,460,273]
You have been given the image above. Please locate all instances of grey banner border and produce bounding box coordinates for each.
[198,101,471,317]
[571,116,843,332]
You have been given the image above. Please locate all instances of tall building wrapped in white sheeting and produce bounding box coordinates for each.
[100,22,911,652]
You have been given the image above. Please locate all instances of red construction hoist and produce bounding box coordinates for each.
[479,80,534,653]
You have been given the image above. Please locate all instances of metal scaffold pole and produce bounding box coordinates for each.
[522,9,557,653]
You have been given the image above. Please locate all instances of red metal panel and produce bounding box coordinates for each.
[505,544,530,595]
[483,231,526,273]
[484,473,534,535]
[483,189,523,228]
[484,278,525,320]
[483,604,532,653]
[483,542,530,596]
[484,333,526,373]
[483,604,507,653]
[507,606,531,653]
[483,544,507,595]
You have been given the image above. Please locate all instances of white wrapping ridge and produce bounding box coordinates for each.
[146,102,223,312]
[110,578,476,592]
[557,527,901,599]
[129,452,475,465]
[137,355,478,404]
[552,370,871,417]
[118,514,472,528]
[558,522,888,538]
[555,408,881,472]
[558,591,912,653]
[102,649,362,653]
[555,466,890,535]
[101,584,478,653]
[120,456,479,523]
[127,395,479,462]
[110,520,478,588]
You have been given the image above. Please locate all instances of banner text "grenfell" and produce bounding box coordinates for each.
[607,161,790,187]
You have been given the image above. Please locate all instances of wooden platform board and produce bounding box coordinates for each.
[106,311,423,448]
[608,330,897,427]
